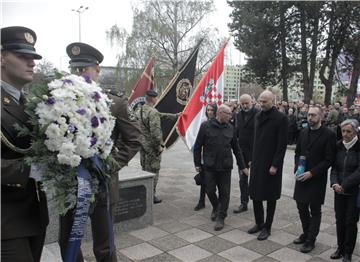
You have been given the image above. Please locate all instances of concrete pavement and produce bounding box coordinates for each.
[41,141,360,261]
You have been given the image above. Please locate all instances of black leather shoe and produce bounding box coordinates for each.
[342,253,352,262]
[233,204,248,214]
[300,241,315,253]
[330,248,343,259]
[257,228,270,241]
[293,234,307,245]
[214,218,224,231]
[153,196,162,204]
[210,208,218,221]
[248,224,263,234]
[194,202,205,211]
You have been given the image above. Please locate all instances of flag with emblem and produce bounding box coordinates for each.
[177,40,227,150]
[155,40,202,148]
[127,57,155,112]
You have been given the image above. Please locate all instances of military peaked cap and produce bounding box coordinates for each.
[146,90,158,97]
[66,42,104,68]
[1,26,42,59]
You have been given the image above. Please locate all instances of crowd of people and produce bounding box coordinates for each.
[1,25,360,262]
[193,93,360,262]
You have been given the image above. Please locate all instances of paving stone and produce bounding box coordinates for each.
[40,243,62,262]
[168,244,212,262]
[196,221,234,235]
[114,232,144,249]
[287,241,331,256]
[218,246,262,262]
[119,243,163,260]
[252,256,280,262]
[149,235,189,252]
[180,214,210,226]
[129,226,169,241]
[225,216,253,229]
[218,229,257,244]
[323,224,337,235]
[270,231,297,246]
[175,228,213,243]
[139,253,182,262]
[242,239,283,255]
[197,254,231,262]
[268,247,312,261]
[271,219,292,230]
[316,232,337,247]
[157,220,193,233]
[195,236,237,254]
[281,222,303,236]
[116,252,133,262]
[306,257,330,262]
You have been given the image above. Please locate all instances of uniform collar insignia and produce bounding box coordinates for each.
[3,97,11,104]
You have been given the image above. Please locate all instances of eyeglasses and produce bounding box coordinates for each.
[221,111,231,115]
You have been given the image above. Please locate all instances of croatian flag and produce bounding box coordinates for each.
[177,41,227,150]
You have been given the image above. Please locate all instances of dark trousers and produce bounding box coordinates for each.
[1,233,46,262]
[252,200,276,230]
[296,201,322,243]
[59,196,117,262]
[238,167,249,205]
[334,193,359,255]
[198,184,206,204]
[204,169,231,219]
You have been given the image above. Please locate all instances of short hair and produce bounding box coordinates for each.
[340,119,359,132]
[309,105,323,116]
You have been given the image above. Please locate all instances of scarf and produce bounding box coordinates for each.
[343,135,358,150]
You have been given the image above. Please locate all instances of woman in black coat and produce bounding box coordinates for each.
[194,103,217,211]
[330,119,360,262]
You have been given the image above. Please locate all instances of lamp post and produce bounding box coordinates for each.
[71,6,89,42]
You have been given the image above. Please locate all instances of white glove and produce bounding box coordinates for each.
[30,164,43,182]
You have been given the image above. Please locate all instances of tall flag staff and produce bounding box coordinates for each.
[176,38,229,150]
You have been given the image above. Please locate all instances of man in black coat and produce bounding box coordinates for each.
[194,105,248,231]
[293,105,336,253]
[1,26,49,262]
[248,90,288,241]
[233,94,258,214]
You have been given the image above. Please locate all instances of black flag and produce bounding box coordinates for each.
[155,40,202,148]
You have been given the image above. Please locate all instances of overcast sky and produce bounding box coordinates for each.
[1,0,244,72]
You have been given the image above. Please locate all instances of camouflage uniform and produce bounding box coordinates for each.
[137,103,177,193]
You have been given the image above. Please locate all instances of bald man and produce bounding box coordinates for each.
[233,94,258,214]
[248,90,288,241]
[194,105,248,231]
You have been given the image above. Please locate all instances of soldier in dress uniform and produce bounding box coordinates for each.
[59,42,134,262]
[1,26,49,262]
[137,90,178,203]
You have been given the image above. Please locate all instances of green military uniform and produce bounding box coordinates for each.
[1,26,48,262]
[107,91,142,203]
[137,103,177,194]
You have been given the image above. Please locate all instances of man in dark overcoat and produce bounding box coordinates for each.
[293,105,336,253]
[1,26,49,262]
[248,90,288,241]
[233,94,258,214]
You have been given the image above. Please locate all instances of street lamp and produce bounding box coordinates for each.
[71,6,89,42]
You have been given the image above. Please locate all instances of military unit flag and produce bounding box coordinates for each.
[128,57,155,112]
[177,41,227,150]
[155,40,202,148]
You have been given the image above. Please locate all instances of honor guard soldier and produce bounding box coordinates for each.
[59,42,116,262]
[1,26,49,262]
